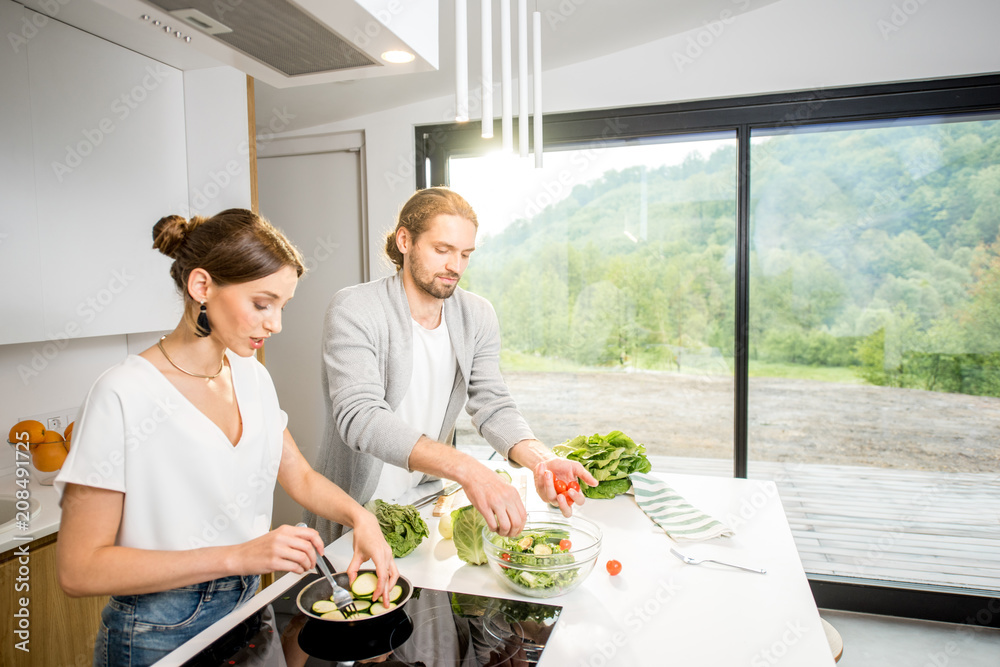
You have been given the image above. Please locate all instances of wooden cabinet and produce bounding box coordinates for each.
[0,534,108,667]
[0,1,188,345]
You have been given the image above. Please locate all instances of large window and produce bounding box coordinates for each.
[748,115,1000,592]
[418,75,1000,618]
[449,136,736,468]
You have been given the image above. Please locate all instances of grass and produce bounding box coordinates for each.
[500,349,867,385]
[748,361,864,384]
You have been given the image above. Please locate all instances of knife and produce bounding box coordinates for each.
[411,481,462,508]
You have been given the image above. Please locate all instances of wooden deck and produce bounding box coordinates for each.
[651,456,1000,593]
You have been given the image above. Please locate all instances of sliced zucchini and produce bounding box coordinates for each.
[495,469,512,483]
[517,536,533,550]
[369,601,397,616]
[350,572,378,598]
[388,584,404,603]
[532,543,553,556]
[348,611,372,620]
[319,609,346,620]
[311,599,338,614]
[351,599,373,612]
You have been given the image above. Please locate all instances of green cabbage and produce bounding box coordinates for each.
[553,430,652,499]
[365,499,429,558]
[451,504,488,565]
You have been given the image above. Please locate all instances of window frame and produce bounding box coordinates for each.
[415,73,1000,625]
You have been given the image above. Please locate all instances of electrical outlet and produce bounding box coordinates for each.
[17,408,79,437]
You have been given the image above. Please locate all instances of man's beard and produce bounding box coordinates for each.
[409,259,460,299]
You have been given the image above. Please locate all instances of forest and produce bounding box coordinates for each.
[460,117,1000,398]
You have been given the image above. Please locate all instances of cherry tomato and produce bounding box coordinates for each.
[559,539,572,551]
[554,479,568,495]
[568,480,581,492]
[565,495,574,506]
[606,559,622,576]
[501,552,511,561]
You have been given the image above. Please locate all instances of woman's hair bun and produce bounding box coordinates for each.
[152,215,189,259]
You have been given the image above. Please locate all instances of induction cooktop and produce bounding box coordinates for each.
[181,574,563,666]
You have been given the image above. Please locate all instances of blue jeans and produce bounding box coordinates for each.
[94,575,259,667]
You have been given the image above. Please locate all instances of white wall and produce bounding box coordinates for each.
[271,0,1000,275]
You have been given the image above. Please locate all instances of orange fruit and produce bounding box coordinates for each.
[36,430,65,453]
[9,420,45,444]
[32,441,68,472]
[64,421,74,443]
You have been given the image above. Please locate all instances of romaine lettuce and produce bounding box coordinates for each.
[365,499,429,558]
[553,430,652,498]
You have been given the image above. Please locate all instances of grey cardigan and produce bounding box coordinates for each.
[304,273,535,543]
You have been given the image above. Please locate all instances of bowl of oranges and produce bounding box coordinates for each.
[7,419,73,485]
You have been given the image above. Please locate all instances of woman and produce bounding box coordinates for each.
[55,209,398,667]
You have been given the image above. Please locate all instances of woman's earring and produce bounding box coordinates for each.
[196,301,212,337]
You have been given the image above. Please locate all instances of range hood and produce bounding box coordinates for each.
[88,0,439,87]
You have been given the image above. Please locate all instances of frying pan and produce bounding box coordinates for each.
[294,570,415,661]
[296,569,413,622]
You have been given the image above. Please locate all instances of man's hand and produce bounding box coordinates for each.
[533,458,598,517]
[460,462,528,537]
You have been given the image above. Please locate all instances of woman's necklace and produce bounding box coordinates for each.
[157,336,225,379]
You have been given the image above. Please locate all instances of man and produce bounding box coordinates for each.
[306,187,595,543]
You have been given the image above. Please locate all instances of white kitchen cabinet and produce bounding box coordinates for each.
[0,2,188,345]
[26,9,187,340]
[0,1,43,343]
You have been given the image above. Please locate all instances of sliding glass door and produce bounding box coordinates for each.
[748,114,1000,591]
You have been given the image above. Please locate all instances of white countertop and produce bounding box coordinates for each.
[0,468,63,554]
[167,466,835,666]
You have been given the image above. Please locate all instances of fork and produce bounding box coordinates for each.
[297,522,356,614]
[670,547,767,574]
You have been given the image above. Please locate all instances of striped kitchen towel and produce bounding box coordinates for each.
[630,471,734,542]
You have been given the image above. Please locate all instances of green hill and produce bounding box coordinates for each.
[459,118,1000,396]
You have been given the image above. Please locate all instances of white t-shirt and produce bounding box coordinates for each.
[54,352,287,551]
[371,310,458,501]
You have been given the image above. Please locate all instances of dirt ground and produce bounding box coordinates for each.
[455,371,1000,473]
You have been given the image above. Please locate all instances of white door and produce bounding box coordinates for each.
[257,149,367,527]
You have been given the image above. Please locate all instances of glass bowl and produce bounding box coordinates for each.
[482,512,602,598]
[6,440,61,485]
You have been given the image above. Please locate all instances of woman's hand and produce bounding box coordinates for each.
[229,524,325,576]
[346,511,399,604]
[533,458,598,517]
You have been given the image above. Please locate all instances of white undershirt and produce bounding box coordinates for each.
[372,309,458,502]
